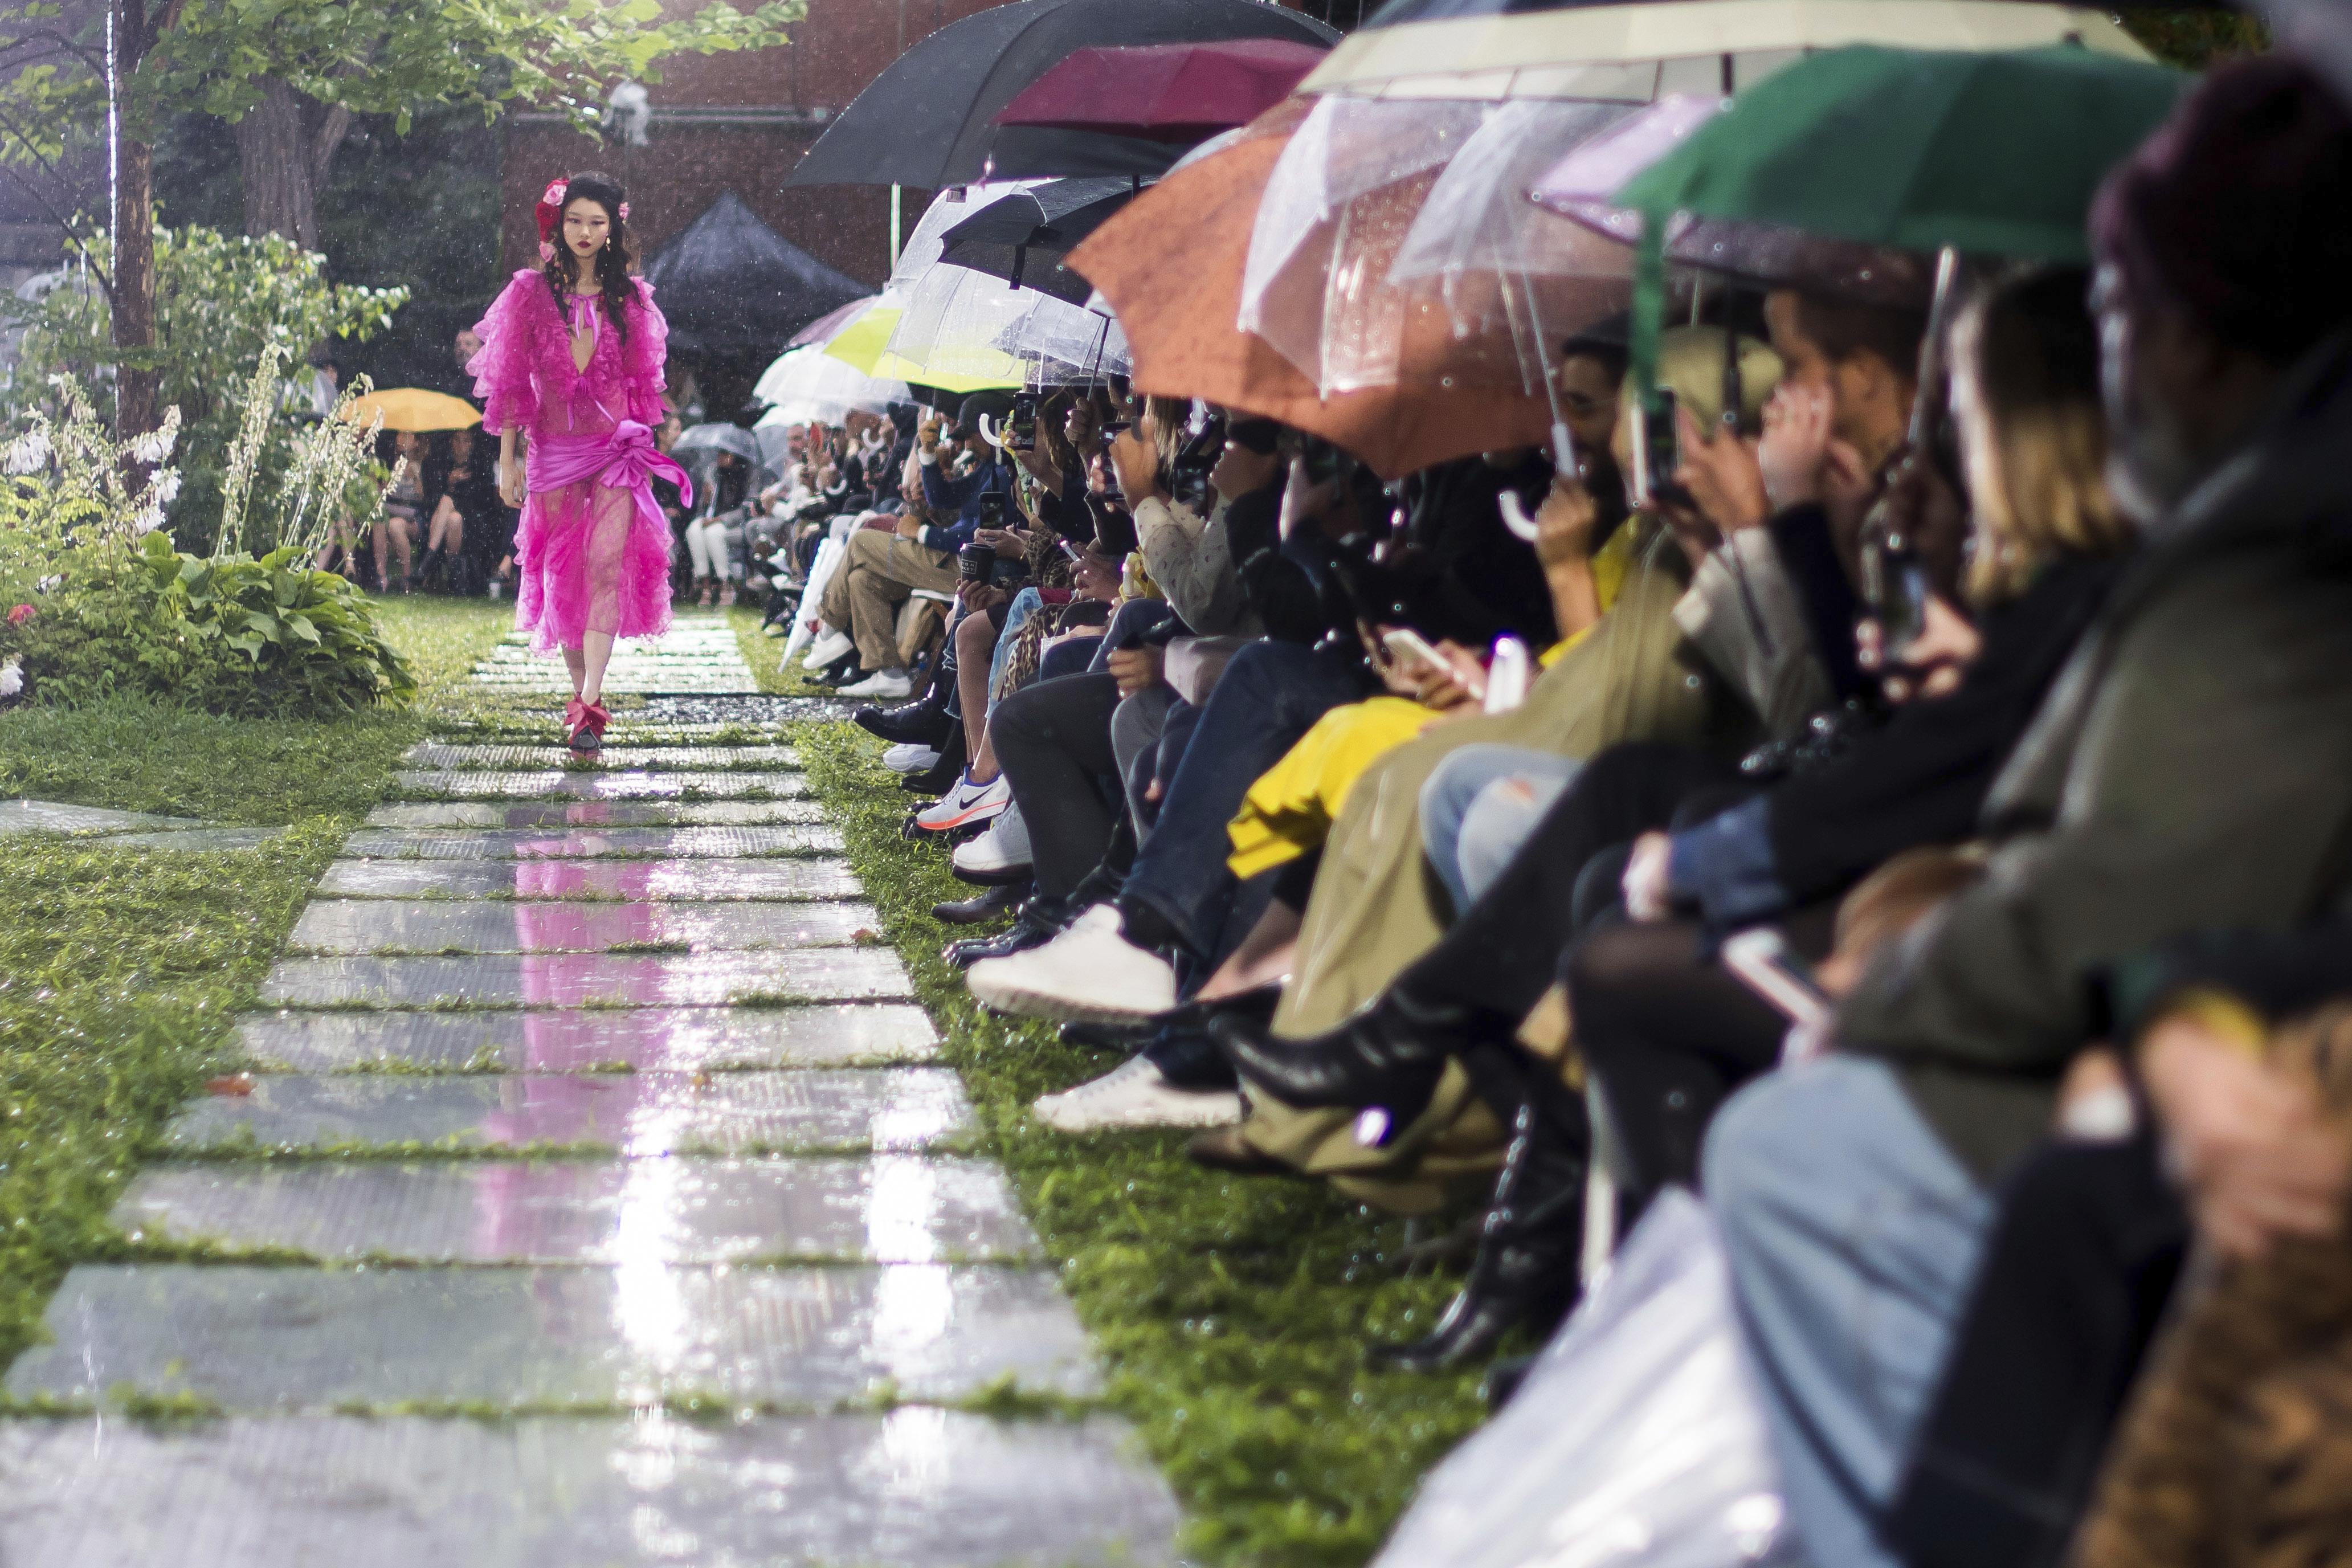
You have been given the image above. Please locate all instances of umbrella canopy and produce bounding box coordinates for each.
[672,423,762,464]
[788,295,876,351]
[1068,123,1590,477]
[993,38,1330,141]
[643,192,867,357]
[1615,44,2187,262]
[786,0,1339,190]
[338,388,481,433]
[752,345,911,424]
[937,178,1138,303]
[1301,0,2150,103]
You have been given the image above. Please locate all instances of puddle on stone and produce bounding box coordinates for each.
[395,770,811,802]
[338,824,843,861]
[315,856,861,903]
[366,800,826,829]
[237,1003,938,1073]
[0,1412,1177,1567]
[287,899,880,955]
[165,1068,971,1154]
[405,745,802,772]
[7,1263,1102,1406]
[256,949,913,1007]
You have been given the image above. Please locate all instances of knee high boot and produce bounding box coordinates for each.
[1373,1043,1589,1371]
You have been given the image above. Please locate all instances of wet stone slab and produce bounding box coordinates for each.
[396,769,809,801]
[104,827,287,853]
[406,744,802,771]
[337,824,843,860]
[238,1004,939,1073]
[366,799,826,829]
[0,798,202,835]
[164,1068,970,1154]
[116,1155,1039,1265]
[314,856,861,902]
[256,948,913,1007]
[0,1412,1177,1567]
[286,899,879,955]
[6,1263,1104,1406]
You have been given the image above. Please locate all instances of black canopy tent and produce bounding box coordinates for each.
[642,192,867,361]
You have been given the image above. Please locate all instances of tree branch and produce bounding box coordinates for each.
[308,99,352,188]
[0,163,113,296]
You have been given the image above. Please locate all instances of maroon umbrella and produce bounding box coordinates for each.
[992,38,1329,144]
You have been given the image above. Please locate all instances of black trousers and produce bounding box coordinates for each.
[990,671,1122,899]
[1396,741,1739,1022]
[1885,1136,2188,1568]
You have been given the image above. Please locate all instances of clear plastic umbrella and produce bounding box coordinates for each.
[888,181,1047,292]
[751,345,910,424]
[883,263,1038,386]
[989,291,1134,383]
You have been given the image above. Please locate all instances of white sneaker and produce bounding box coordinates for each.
[967,905,1178,1023]
[1033,1056,1243,1133]
[802,628,854,671]
[913,771,1010,833]
[883,742,942,775]
[839,667,913,699]
[952,805,1032,882]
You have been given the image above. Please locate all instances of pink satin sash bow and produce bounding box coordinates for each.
[525,420,694,512]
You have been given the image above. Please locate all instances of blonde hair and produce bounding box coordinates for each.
[1950,271,2133,604]
[1610,327,1785,475]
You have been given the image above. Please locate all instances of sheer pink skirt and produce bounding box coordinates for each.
[513,473,673,655]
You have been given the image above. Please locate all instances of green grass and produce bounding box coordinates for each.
[726,601,839,697]
[0,595,511,1366]
[792,722,1490,1568]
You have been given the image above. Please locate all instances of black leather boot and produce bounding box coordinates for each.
[900,728,966,796]
[1373,1093,1587,1372]
[933,880,1026,925]
[944,894,1069,970]
[858,689,952,746]
[1208,989,1471,1130]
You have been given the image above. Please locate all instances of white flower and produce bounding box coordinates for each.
[152,469,182,505]
[0,660,22,700]
[3,430,51,476]
[35,575,61,594]
[129,423,177,465]
[131,504,165,535]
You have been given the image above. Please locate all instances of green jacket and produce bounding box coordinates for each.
[1839,338,2352,1182]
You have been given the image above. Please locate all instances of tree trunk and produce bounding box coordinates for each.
[238,79,319,247]
[112,133,159,441]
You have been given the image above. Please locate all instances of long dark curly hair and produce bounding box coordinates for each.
[541,169,635,344]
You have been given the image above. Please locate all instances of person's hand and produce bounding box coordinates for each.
[497,455,525,509]
[2142,1013,2351,1260]
[1531,476,1600,569]
[1110,424,1162,506]
[917,420,942,455]
[1657,496,1725,573]
[893,511,923,541]
[1013,441,1057,488]
[955,581,1006,613]
[1757,385,1834,513]
[1859,593,1982,703]
[973,527,1030,555]
[1210,441,1282,505]
[1622,831,1675,921]
[1411,638,1487,714]
[1072,544,1120,601]
[1087,452,1113,496]
[1673,407,1770,533]
[1106,645,1164,699]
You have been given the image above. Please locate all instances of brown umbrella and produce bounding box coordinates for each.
[1067,108,1629,479]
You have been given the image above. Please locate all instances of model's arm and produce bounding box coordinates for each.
[499,428,524,508]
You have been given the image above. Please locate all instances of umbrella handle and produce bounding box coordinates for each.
[976,413,1007,452]
[1497,489,1541,544]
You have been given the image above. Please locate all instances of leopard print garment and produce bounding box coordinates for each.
[2069,1004,2352,1568]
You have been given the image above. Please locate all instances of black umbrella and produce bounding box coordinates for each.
[642,191,868,357]
[785,0,1338,190]
[936,177,1136,304]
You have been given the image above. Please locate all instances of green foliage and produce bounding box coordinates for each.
[1,532,415,718]
[2120,10,2269,69]
[795,722,1494,1566]
[3,222,407,549]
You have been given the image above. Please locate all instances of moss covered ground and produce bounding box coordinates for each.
[793,721,1491,1566]
[0,596,511,1366]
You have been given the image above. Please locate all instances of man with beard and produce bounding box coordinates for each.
[1697,54,2352,1568]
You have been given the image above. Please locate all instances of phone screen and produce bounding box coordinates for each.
[1630,389,1681,508]
[1010,394,1038,452]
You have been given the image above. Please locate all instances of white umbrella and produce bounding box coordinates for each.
[752,345,909,424]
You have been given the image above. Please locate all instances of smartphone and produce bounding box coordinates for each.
[1861,524,1932,652]
[1379,626,1445,669]
[1721,928,1832,1028]
[1630,388,1680,508]
[1009,392,1038,452]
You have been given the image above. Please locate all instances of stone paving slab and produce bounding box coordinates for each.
[315,856,860,901]
[238,1004,939,1073]
[116,1155,1038,1265]
[287,899,879,955]
[395,769,811,800]
[0,1411,1177,1567]
[164,1068,970,1154]
[407,744,801,771]
[105,827,288,853]
[337,824,842,860]
[0,798,202,835]
[7,1263,1103,1406]
[366,799,826,829]
[258,949,912,1008]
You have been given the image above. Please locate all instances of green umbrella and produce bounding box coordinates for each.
[1615,43,2187,263]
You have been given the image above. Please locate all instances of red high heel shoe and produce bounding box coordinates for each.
[565,697,609,755]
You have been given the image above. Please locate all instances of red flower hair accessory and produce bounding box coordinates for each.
[535,178,569,261]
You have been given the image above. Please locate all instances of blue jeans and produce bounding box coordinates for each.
[1124,639,1369,958]
[1704,1057,1995,1568]
[984,586,1046,712]
[1418,745,1583,916]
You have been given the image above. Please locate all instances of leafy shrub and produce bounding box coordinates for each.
[2,533,414,717]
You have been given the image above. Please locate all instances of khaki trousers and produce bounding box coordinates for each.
[820,529,959,672]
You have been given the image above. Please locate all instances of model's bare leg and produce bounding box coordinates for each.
[577,484,634,709]
[579,632,615,707]
[563,646,586,699]
[955,610,998,780]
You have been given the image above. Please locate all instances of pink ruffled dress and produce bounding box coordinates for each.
[468,270,688,654]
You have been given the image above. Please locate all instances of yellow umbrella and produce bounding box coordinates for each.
[822,299,1022,394]
[1302,0,2149,101]
[338,387,483,433]
[820,304,905,375]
